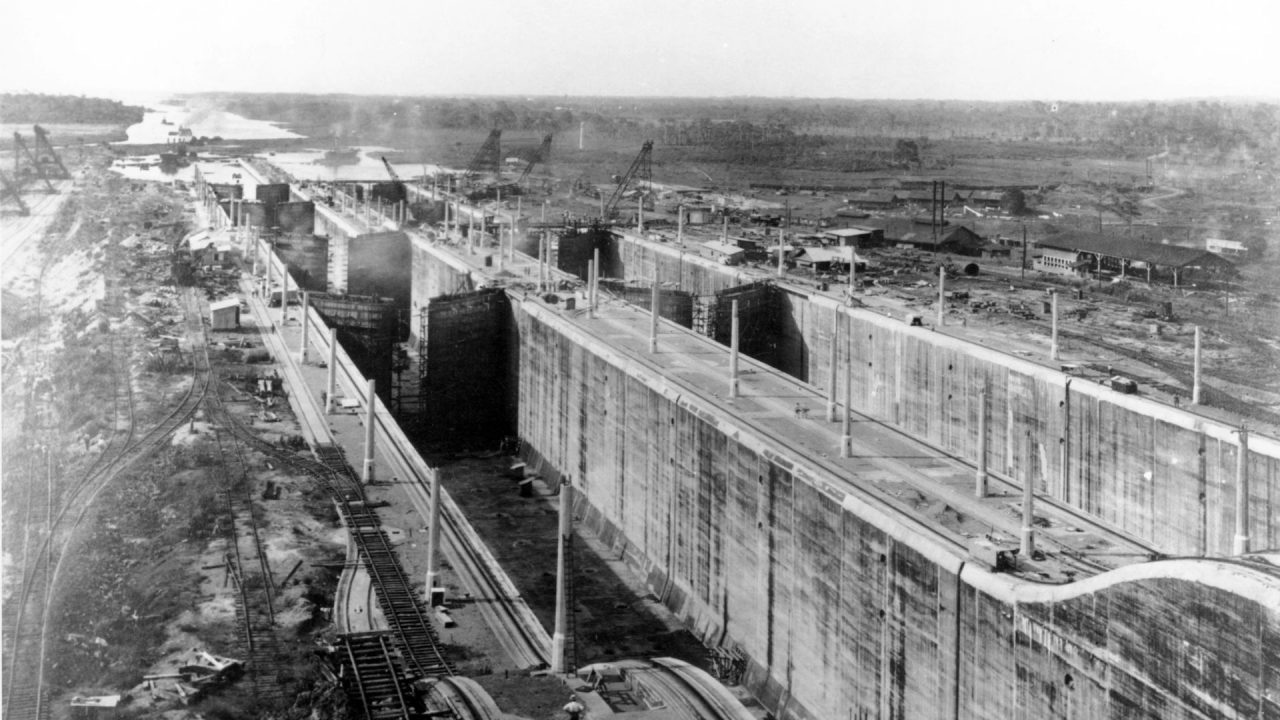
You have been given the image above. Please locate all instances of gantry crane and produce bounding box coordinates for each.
[602,140,653,220]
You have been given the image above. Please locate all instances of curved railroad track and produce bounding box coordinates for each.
[314,320,550,670]
[218,413,454,682]
[2,288,211,720]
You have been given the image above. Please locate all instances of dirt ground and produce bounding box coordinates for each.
[2,150,353,720]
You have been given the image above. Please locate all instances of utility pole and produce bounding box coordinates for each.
[325,328,337,414]
[937,266,946,327]
[729,300,740,398]
[299,291,310,364]
[586,260,595,319]
[1021,225,1028,280]
[550,478,573,673]
[592,247,601,313]
[1234,427,1250,555]
[425,471,443,603]
[975,389,988,497]
[1192,326,1202,405]
[649,277,660,353]
[362,379,376,484]
[776,229,785,279]
[840,330,851,458]
[1050,291,1059,361]
[1020,432,1035,558]
[826,313,839,421]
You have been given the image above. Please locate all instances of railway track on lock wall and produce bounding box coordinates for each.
[218,414,455,699]
[316,321,550,670]
[240,270,544,710]
[3,288,212,720]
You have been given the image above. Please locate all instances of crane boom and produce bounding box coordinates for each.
[518,134,553,186]
[12,132,56,193]
[1,170,30,215]
[603,140,653,220]
[464,129,502,178]
[32,125,71,179]
[380,156,402,184]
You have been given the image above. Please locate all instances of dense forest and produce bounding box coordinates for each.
[209,93,1280,164]
[0,93,145,125]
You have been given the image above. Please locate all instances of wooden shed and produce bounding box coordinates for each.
[210,297,241,330]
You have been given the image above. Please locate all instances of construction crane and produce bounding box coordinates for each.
[12,131,56,193]
[602,140,653,220]
[375,155,416,219]
[1,170,30,215]
[517,134,553,187]
[380,155,403,185]
[33,125,71,180]
[463,129,502,179]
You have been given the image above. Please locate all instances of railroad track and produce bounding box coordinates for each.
[2,288,211,720]
[219,416,454,681]
[208,400,287,706]
[338,632,414,720]
[293,304,548,669]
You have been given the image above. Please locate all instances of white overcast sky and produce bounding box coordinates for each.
[3,0,1278,102]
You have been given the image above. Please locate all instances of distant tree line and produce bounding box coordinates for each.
[0,93,145,125]
[208,92,1280,165]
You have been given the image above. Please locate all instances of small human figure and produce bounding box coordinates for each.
[794,403,802,419]
[564,696,585,720]
[1173,396,1180,408]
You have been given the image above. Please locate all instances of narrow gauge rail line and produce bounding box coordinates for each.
[316,320,550,669]
[209,411,286,705]
[219,416,454,681]
[2,289,211,720]
[339,632,413,720]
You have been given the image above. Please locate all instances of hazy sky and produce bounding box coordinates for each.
[3,0,1278,102]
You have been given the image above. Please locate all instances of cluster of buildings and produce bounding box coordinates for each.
[680,216,1240,288]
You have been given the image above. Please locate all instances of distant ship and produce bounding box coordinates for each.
[160,118,174,125]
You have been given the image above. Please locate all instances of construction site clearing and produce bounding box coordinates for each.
[3,114,1279,720]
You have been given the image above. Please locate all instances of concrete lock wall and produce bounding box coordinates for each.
[790,294,1279,558]
[510,299,1280,720]
[603,232,1279,558]
[410,236,476,344]
[602,230,753,294]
